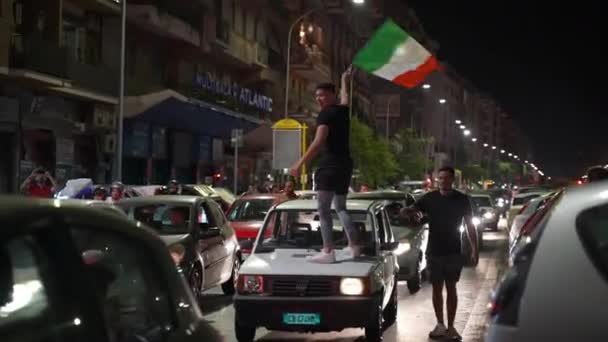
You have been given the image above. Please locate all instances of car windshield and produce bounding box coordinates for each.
[228,199,274,221]
[254,209,374,253]
[472,196,492,207]
[513,194,541,206]
[123,204,191,234]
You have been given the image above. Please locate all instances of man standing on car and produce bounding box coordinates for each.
[289,66,360,264]
[402,166,477,341]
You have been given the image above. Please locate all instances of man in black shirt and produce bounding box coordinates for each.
[289,67,360,264]
[402,166,477,341]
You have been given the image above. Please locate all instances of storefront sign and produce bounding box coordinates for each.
[194,73,273,112]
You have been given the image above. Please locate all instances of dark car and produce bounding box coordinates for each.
[0,196,219,342]
[118,195,242,298]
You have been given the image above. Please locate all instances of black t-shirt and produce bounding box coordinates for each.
[414,190,473,256]
[315,104,353,168]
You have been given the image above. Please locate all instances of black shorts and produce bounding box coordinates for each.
[314,167,352,195]
[428,254,464,284]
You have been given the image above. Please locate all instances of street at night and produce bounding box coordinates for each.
[2,1,608,341]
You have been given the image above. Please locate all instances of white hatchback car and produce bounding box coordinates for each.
[487,182,608,341]
[233,199,399,342]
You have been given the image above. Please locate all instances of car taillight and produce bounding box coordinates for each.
[237,275,264,294]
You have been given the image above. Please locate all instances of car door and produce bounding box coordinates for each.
[374,208,396,306]
[196,200,227,289]
[207,200,237,283]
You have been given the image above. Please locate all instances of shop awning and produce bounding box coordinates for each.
[129,96,262,139]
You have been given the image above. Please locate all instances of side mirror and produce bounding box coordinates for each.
[381,241,399,251]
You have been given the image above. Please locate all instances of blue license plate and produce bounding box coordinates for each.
[282,313,321,325]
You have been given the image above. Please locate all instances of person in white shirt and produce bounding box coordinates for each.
[106,181,125,204]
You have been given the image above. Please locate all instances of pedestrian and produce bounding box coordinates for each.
[106,181,125,204]
[281,179,299,201]
[93,186,108,201]
[585,165,608,183]
[289,66,360,264]
[401,166,477,341]
[20,168,56,198]
[167,179,182,195]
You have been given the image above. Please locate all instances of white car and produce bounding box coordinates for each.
[470,194,500,231]
[507,192,547,228]
[234,199,400,342]
[486,183,608,341]
[508,193,553,246]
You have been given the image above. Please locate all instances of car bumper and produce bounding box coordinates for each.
[234,294,381,332]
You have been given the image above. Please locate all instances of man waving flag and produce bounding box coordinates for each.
[353,19,441,88]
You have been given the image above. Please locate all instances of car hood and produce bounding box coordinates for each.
[159,234,190,246]
[241,249,377,277]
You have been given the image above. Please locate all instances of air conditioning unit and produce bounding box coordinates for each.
[103,134,116,154]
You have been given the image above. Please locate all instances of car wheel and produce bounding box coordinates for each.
[189,262,204,300]
[407,261,422,294]
[221,255,241,295]
[235,313,256,342]
[383,278,398,327]
[365,302,383,342]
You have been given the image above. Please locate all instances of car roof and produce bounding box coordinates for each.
[237,193,284,201]
[117,195,202,206]
[274,199,376,211]
[514,191,548,198]
[470,193,492,198]
[348,190,407,199]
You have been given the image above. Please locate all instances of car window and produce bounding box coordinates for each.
[69,228,175,341]
[513,194,540,206]
[382,210,394,243]
[376,210,387,243]
[472,196,492,207]
[228,199,274,222]
[0,238,50,332]
[576,203,608,283]
[208,200,227,226]
[256,210,375,253]
[198,202,218,228]
[125,204,191,234]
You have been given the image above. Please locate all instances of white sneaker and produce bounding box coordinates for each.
[307,250,336,264]
[342,246,362,258]
[429,323,447,339]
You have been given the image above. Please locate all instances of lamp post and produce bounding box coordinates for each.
[385,95,394,140]
[284,1,364,118]
[115,0,127,181]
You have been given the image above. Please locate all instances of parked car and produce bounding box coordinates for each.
[470,193,500,231]
[234,199,400,342]
[226,193,285,254]
[118,195,241,297]
[486,183,608,341]
[507,193,555,246]
[507,192,547,228]
[0,196,217,341]
[182,184,235,213]
[348,190,426,293]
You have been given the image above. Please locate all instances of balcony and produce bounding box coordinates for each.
[290,45,331,83]
[127,4,201,47]
[9,34,69,81]
[68,0,122,15]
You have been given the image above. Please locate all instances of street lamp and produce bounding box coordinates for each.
[284,1,364,118]
[423,84,431,89]
[492,146,497,150]
[463,129,471,136]
[459,125,466,129]
[439,99,446,104]
[471,138,477,142]
[455,119,461,124]
[500,149,505,154]
[115,0,127,180]
[508,153,513,156]
[483,143,489,147]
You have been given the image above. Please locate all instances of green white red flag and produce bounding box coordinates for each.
[353,19,441,88]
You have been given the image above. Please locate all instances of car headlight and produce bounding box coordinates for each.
[483,211,495,220]
[394,242,411,255]
[472,217,481,226]
[238,275,264,294]
[497,202,505,207]
[340,278,366,296]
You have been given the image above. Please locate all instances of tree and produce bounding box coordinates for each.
[350,118,399,188]
[392,128,433,181]
[463,164,488,184]
[497,161,518,183]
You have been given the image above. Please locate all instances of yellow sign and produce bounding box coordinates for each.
[272,118,304,130]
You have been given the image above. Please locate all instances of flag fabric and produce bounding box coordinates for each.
[353,19,440,88]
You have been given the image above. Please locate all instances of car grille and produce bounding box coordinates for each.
[269,277,339,297]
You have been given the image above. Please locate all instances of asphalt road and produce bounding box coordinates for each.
[198,222,509,342]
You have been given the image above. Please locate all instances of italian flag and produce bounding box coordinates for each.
[353,19,441,88]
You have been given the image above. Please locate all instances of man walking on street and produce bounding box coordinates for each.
[289,66,360,264]
[402,166,477,340]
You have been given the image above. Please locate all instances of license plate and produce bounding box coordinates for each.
[282,313,321,325]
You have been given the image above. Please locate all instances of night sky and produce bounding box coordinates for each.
[408,1,607,178]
